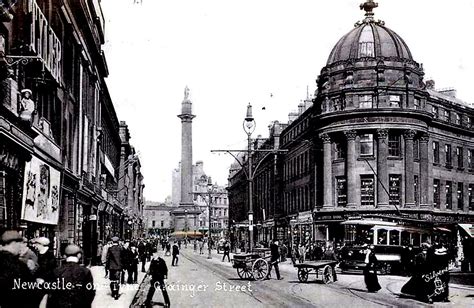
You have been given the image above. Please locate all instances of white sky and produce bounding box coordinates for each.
[101,0,474,202]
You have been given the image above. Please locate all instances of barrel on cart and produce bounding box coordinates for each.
[294,260,338,284]
[231,248,271,280]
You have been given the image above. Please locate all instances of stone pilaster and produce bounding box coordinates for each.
[419,133,430,207]
[404,130,416,207]
[345,130,357,207]
[321,133,333,208]
[377,129,389,207]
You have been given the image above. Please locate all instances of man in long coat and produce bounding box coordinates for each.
[106,236,124,299]
[47,244,95,308]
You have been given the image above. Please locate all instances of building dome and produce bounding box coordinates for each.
[326,1,413,65]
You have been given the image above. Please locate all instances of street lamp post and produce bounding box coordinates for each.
[243,103,256,252]
[207,177,213,259]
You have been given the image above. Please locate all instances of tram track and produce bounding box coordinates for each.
[181,251,314,307]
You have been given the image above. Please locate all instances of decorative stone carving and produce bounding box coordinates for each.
[376,128,388,139]
[403,129,416,140]
[320,133,331,143]
[419,133,429,143]
[344,130,357,141]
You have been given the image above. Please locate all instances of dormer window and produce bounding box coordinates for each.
[359,95,373,108]
[389,95,401,108]
[444,110,451,122]
[455,113,461,125]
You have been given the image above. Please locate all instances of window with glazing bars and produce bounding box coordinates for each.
[388,134,401,157]
[359,95,373,108]
[360,134,374,156]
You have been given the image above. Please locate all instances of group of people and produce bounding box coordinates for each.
[100,237,159,300]
[401,242,451,303]
[0,229,95,308]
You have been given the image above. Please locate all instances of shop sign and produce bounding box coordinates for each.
[0,144,20,171]
[28,0,62,84]
[315,214,344,221]
[21,156,61,225]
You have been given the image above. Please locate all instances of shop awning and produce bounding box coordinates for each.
[169,231,203,239]
[458,224,474,238]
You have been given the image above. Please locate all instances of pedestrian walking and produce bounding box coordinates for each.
[193,239,197,252]
[33,236,56,284]
[101,240,112,278]
[363,244,381,292]
[199,240,204,254]
[96,240,103,265]
[129,244,139,283]
[267,239,282,280]
[106,236,124,300]
[280,242,288,262]
[222,241,230,262]
[144,250,170,308]
[47,244,95,308]
[172,242,179,266]
[138,240,147,272]
[401,242,431,302]
[165,241,171,256]
[0,230,40,308]
[122,241,133,284]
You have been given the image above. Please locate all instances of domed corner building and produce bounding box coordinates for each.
[299,2,473,257]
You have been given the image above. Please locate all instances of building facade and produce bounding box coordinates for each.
[228,2,474,250]
[172,160,229,238]
[0,0,144,264]
[143,201,173,238]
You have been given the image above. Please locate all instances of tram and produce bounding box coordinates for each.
[338,218,452,274]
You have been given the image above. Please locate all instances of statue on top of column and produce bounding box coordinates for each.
[184,86,190,100]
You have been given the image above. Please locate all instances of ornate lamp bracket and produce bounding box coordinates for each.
[1,54,42,68]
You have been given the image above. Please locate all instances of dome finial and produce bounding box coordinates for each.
[360,0,378,20]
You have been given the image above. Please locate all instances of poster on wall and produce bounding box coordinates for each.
[21,156,61,225]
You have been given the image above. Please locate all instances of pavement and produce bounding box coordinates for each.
[90,261,150,308]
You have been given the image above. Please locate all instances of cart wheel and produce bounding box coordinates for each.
[252,258,268,281]
[322,265,334,284]
[237,267,253,280]
[297,268,309,283]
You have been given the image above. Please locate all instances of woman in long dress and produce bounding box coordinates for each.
[364,245,381,292]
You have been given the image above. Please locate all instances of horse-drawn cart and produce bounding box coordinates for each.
[294,260,338,283]
[232,248,271,280]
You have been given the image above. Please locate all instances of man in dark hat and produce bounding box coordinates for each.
[171,241,179,266]
[106,236,124,299]
[33,236,57,283]
[47,244,95,308]
[0,230,39,308]
[144,250,170,308]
